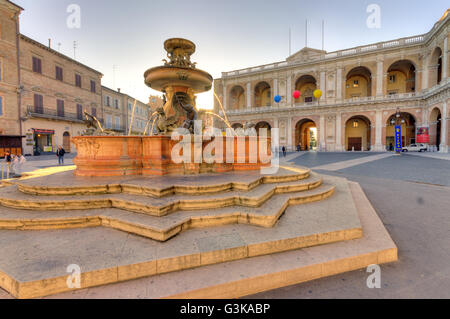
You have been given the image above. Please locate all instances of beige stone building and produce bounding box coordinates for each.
[214,10,450,153]
[101,86,126,133]
[19,34,103,155]
[148,94,164,112]
[126,95,152,135]
[102,86,153,135]
[0,0,22,156]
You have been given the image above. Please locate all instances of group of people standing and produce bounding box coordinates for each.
[1,146,66,179]
[2,151,27,178]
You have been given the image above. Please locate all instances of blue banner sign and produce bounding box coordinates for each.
[395,125,402,151]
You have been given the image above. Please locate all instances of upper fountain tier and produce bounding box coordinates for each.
[144,38,213,94]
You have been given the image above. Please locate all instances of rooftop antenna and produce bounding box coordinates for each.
[73,41,77,60]
[305,20,308,48]
[113,65,117,90]
[289,27,292,56]
[322,20,325,51]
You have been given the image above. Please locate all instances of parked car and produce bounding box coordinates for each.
[402,143,428,152]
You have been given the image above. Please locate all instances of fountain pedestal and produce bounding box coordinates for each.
[73,135,271,176]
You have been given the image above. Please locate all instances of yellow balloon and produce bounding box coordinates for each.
[314,89,322,99]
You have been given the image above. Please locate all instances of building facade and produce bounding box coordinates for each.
[214,10,450,153]
[101,86,126,133]
[126,96,152,135]
[0,0,22,156]
[19,34,103,155]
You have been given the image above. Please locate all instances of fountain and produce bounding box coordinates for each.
[72,38,271,176]
[0,38,397,300]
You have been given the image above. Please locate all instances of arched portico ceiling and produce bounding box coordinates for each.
[346,66,372,81]
[345,115,372,126]
[295,75,317,87]
[295,118,317,128]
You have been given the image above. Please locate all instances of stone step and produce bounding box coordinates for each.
[0,174,323,216]
[0,183,336,242]
[15,167,310,197]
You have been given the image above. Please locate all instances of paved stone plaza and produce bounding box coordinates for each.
[249,151,450,298]
[2,151,448,298]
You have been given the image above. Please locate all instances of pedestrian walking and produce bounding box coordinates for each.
[56,146,66,165]
[3,151,12,178]
[282,146,286,157]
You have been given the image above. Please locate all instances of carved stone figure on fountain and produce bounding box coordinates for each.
[82,111,118,136]
[155,106,177,135]
[179,100,197,134]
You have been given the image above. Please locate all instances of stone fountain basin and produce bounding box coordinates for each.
[144,66,213,93]
[72,135,271,177]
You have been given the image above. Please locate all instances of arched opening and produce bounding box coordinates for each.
[386,112,416,151]
[63,131,71,153]
[430,47,443,86]
[387,60,416,94]
[345,66,372,99]
[294,75,317,103]
[231,123,243,130]
[345,116,371,151]
[229,85,245,110]
[255,121,271,136]
[430,108,442,150]
[254,82,271,107]
[295,119,317,151]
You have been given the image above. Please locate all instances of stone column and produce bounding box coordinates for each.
[440,101,448,153]
[320,71,326,99]
[287,74,292,106]
[287,117,292,150]
[376,58,384,96]
[443,37,448,80]
[222,83,227,110]
[374,110,384,151]
[246,82,251,108]
[422,54,429,90]
[336,112,343,151]
[320,115,326,151]
[336,68,343,100]
[273,78,278,107]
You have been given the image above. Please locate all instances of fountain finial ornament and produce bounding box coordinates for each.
[144,38,213,134]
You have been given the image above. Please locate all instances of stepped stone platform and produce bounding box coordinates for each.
[0,166,397,299]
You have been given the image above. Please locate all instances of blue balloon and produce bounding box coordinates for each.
[274,95,281,103]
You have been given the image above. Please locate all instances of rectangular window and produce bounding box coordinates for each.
[55,66,63,81]
[33,94,43,114]
[75,74,82,88]
[0,96,3,116]
[76,104,83,120]
[57,100,65,117]
[114,99,119,109]
[115,116,120,129]
[32,57,42,73]
[353,80,359,88]
[389,75,396,83]
[105,96,110,106]
[90,80,96,93]
[106,115,112,129]
[91,107,97,117]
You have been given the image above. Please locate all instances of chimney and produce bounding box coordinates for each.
[117,88,121,93]
[48,39,51,49]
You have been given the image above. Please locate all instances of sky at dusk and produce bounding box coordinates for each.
[14,0,450,109]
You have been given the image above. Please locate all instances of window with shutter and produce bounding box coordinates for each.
[34,94,43,113]
[76,104,83,120]
[57,100,65,117]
